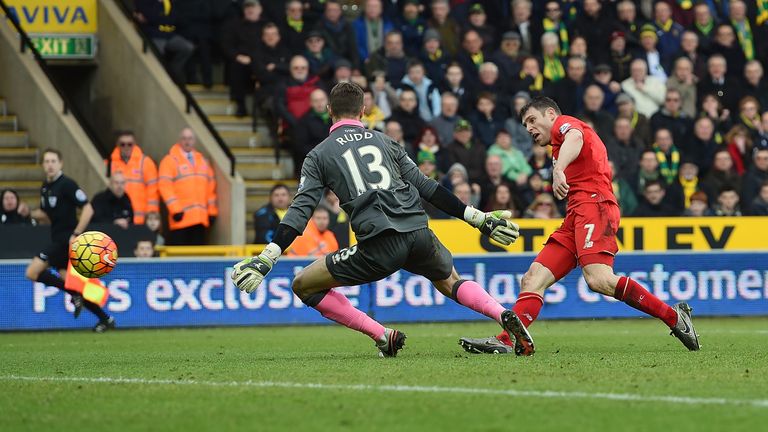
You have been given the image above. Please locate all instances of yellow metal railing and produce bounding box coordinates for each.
[155,245,267,257]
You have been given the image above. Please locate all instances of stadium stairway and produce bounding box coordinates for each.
[187,85,296,242]
[0,96,40,210]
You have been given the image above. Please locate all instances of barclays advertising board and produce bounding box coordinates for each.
[1,252,767,330]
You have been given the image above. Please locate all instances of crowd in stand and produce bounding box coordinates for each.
[131,0,768,230]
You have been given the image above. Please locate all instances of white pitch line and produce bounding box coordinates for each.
[1,375,767,408]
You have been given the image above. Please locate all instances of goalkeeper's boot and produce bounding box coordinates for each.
[93,316,116,333]
[71,294,84,319]
[376,328,406,357]
[459,336,514,354]
[670,302,700,351]
[501,310,535,356]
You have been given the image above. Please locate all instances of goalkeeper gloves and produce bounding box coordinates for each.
[231,243,281,293]
[464,208,520,246]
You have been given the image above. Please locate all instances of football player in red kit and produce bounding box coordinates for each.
[459,97,700,355]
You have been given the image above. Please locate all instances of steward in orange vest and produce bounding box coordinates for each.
[287,207,338,257]
[105,132,159,225]
[158,129,218,245]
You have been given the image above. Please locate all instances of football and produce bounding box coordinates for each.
[69,231,118,278]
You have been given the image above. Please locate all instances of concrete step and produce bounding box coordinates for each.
[245,179,298,193]
[210,115,254,131]
[186,84,229,100]
[0,116,18,132]
[221,128,276,148]
[237,162,293,180]
[0,181,40,202]
[199,99,238,116]
[0,163,43,181]
[0,147,38,163]
[0,180,40,193]
[0,131,29,147]
[233,149,293,170]
[0,98,6,116]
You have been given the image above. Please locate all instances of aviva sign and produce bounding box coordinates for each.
[4,0,97,33]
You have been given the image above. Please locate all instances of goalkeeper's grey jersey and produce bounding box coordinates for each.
[281,119,439,242]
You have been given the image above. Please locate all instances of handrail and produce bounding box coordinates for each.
[0,0,109,157]
[114,0,236,177]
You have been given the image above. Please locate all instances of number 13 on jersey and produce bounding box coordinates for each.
[341,145,392,196]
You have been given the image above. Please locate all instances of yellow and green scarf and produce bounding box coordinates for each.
[654,143,680,185]
[741,113,759,130]
[521,71,544,92]
[542,18,569,56]
[471,52,484,67]
[758,0,768,26]
[656,19,673,33]
[679,176,698,208]
[542,56,565,82]
[695,18,714,36]
[732,19,755,60]
[287,17,304,33]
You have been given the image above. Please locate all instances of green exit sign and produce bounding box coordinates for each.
[29,34,96,59]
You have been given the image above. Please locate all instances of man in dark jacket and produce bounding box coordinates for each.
[684,117,719,177]
[253,23,291,134]
[254,184,291,243]
[280,0,313,55]
[632,180,679,217]
[606,117,643,182]
[176,0,214,87]
[447,119,486,184]
[573,0,615,64]
[134,0,195,83]
[365,30,410,84]
[650,88,693,145]
[220,0,264,115]
[315,0,360,70]
[548,56,590,116]
[292,89,331,175]
[387,88,425,145]
[91,172,133,229]
[697,54,743,114]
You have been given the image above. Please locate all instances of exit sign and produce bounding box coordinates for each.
[29,34,96,59]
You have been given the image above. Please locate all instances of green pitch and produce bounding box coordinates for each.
[1,318,767,431]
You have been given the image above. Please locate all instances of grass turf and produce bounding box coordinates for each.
[1,317,767,431]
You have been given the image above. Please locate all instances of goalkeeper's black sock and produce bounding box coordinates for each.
[83,300,109,322]
[36,270,65,290]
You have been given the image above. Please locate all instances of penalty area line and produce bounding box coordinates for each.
[1,375,767,408]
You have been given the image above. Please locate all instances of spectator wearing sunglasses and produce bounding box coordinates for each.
[105,130,160,225]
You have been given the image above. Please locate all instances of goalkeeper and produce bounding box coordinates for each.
[232,82,532,357]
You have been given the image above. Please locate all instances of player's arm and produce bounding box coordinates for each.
[69,182,93,241]
[552,128,584,200]
[231,156,324,293]
[396,144,519,245]
[72,203,94,237]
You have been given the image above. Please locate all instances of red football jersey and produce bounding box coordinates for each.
[550,115,617,206]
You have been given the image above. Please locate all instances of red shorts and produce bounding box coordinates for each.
[534,201,620,280]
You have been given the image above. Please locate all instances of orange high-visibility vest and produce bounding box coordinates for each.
[105,145,159,225]
[64,263,109,307]
[158,143,218,231]
[287,219,339,257]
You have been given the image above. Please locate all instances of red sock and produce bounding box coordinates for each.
[513,292,544,327]
[614,276,678,328]
[497,292,544,346]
